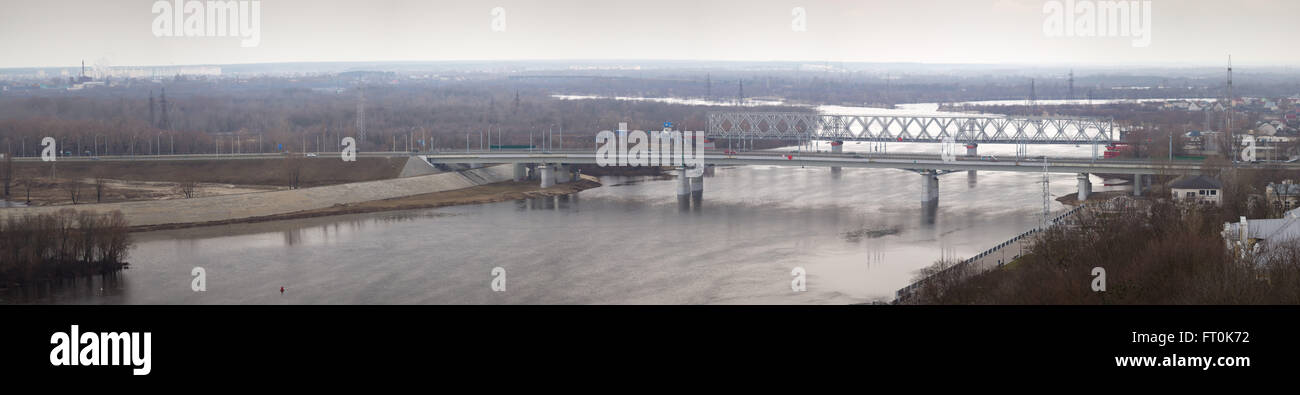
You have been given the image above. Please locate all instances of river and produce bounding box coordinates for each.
[2,103,1130,304]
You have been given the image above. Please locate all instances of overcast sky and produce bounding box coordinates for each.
[1,0,1296,69]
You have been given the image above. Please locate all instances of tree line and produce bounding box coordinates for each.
[0,78,802,157]
[0,209,131,286]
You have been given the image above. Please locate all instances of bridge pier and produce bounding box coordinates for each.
[513,163,527,182]
[830,141,843,175]
[965,143,978,157]
[540,164,555,188]
[556,164,572,183]
[1133,173,1143,196]
[921,171,939,202]
[677,168,691,209]
[1077,173,1092,201]
[690,174,704,204]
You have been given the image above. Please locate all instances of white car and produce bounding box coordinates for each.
[305,153,318,158]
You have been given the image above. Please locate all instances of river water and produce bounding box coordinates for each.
[2,103,1130,305]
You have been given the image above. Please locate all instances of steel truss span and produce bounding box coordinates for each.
[706,112,1115,144]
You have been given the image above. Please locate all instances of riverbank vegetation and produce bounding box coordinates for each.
[0,209,131,286]
[908,200,1300,304]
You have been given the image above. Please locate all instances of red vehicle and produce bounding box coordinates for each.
[1103,143,1132,159]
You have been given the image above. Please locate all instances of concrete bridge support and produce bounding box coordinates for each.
[690,174,704,203]
[540,164,555,188]
[830,141,843,175]
[677,168,691,209]
[513,163,527,182]
[1077,173,1092,201]
[921,171,939,202]
[965,144,979,178]
[1133,173,1143,197]
[556,164,572,183]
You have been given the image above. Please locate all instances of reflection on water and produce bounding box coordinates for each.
[2,99,1136,305]
[1,272,126,304]
[3,141,1127,305]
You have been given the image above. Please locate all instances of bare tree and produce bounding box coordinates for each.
[2,154,11,200]
[283,154,304,189]
[173,178,198,198]
[905,253,976,305]
[63,180,82,204]
[19,175,31,205]
[94,176,107,203]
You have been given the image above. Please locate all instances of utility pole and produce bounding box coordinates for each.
[1068,70,1074,101]
[1029,78,1037,113]
[1226,55,1234,156]
[1042,156,1050,229]
[705,73,711,99]
[357,87,366,140]
[737,79,744,105]
[159,88,170,131]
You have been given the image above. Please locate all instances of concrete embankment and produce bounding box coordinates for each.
[894,204,1087,303]
[1,164,516,228]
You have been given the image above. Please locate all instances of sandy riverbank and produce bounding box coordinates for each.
[1,164,602,231]
[131,176,601,232]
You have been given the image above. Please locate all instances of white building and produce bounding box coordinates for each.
[1169,175,1223,205]
[1223,208,1300,263]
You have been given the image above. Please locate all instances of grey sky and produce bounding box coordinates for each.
[1,0,1296,69]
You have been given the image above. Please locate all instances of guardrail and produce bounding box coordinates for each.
[894,204,1087,303]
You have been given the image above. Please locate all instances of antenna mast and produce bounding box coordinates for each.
[1226,55,1233,152]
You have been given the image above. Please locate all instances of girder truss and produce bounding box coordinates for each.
[706,112,1114,144]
